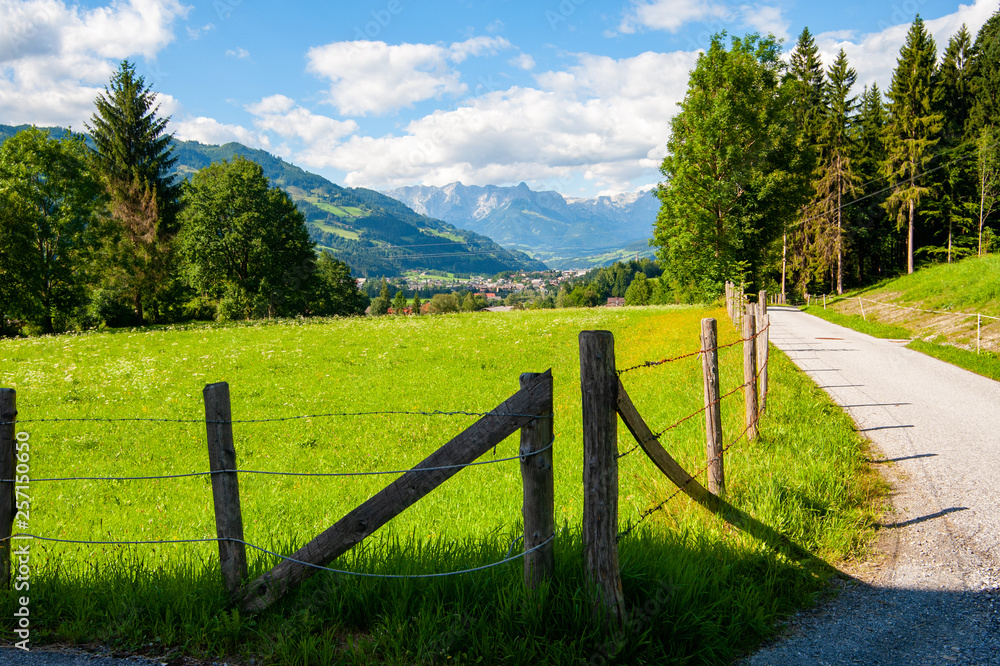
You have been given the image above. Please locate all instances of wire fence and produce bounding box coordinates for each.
[857,297,1000,322]
[0,532,556,580]
[615,315,771,540]
[0,380,557,589]
[1,311,770,605]
[0,438,555,484]
[0,408,553,427]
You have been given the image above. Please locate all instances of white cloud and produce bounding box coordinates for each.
[618,0,790,41]
[246,94,295,116]
[0,0,189,127]
[509,53,536,70]
[245,96,359,167]
[618,0,732,34]
[186,22,213,40]
[739,5,789,41]
[814,0,997,92]
[305,36,513,116]
[447,35,510,62]
[225,46,250,59]
[172,115,271,148]
[320,50,700,193]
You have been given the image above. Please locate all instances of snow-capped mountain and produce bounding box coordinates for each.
[384,182,658,260]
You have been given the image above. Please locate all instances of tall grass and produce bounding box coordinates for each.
[1,307,885,664]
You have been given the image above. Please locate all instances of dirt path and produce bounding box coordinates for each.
[742,306,1000,665]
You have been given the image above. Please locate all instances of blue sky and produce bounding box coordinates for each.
[1,0,996,197]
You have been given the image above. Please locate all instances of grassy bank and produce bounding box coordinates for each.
[1,308,884,664]
[800,254,1000,383]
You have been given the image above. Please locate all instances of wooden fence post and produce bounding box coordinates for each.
[743,306,759,441]
[759,314,770,414]
[579,331,625,627]
[0,389,15,589]
[700,319,724,496]
[520,372,554,591]
[204,382,247,597]
[756,292,768,413]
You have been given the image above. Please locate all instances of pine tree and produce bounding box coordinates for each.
[852,85,896,280]
[809,49,859,294]
[969,7,1000,135]
[86,60,181,323]
[392,289,407,314]
[370,280,391,315]
[929,26,978,263]
[785,27,827,297]
[883,16,943,274]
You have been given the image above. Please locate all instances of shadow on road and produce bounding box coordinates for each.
[880,507,968,529]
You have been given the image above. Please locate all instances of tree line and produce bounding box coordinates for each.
[0,61,368,336]
[652,9,1000,300]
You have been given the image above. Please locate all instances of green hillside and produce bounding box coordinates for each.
[0,124,546,277]
[168,139,546,276]
[812,255,1000,355]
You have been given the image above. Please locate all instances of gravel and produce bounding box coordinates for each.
[741,306,1000,665]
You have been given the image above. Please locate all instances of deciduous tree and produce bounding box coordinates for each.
[177,156,316,319]
[652,33,805,299]
[310,251,368,316]
[0,128,103,333]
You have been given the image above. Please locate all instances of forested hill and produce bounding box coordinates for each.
[0,124,546,277]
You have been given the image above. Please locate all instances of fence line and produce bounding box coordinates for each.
[616,322,768,377]
[0,409,552,427]
[1,303,792,634]
[856,297,1000,322]
[617,403,763,541]
[617,380,750,460]
[0,532,555,580]
[817,294,1000,354]
[0,438,555,483]
[0,371,557,607]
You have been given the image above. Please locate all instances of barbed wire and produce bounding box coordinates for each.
[617,380,750,459]
[0,438,555,484]
[0,532,556,580]
[617,320,769,377]
[617,406,763,541]
[0,408,553,427]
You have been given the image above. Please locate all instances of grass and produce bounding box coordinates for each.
[313,221,360,240]
[856,254,1000,316]
[0,307,885,664]
[801,255,1000,384]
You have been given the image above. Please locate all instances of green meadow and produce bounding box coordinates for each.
[0,307,884,664]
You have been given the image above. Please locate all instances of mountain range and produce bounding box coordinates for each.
[0,124,545,277]
[385,181,659,269]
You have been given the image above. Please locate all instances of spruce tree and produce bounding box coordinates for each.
[930,25,978,263]
[810,49,859,294]
[86,60,180,323]
[883,16,943,274]
[969,8,1000,135]
[785,27,827,296]
[853,85,895,280]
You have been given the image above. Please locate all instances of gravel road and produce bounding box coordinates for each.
[742,305,1000,665]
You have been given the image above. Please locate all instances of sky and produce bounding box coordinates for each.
[0,0,997,198]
